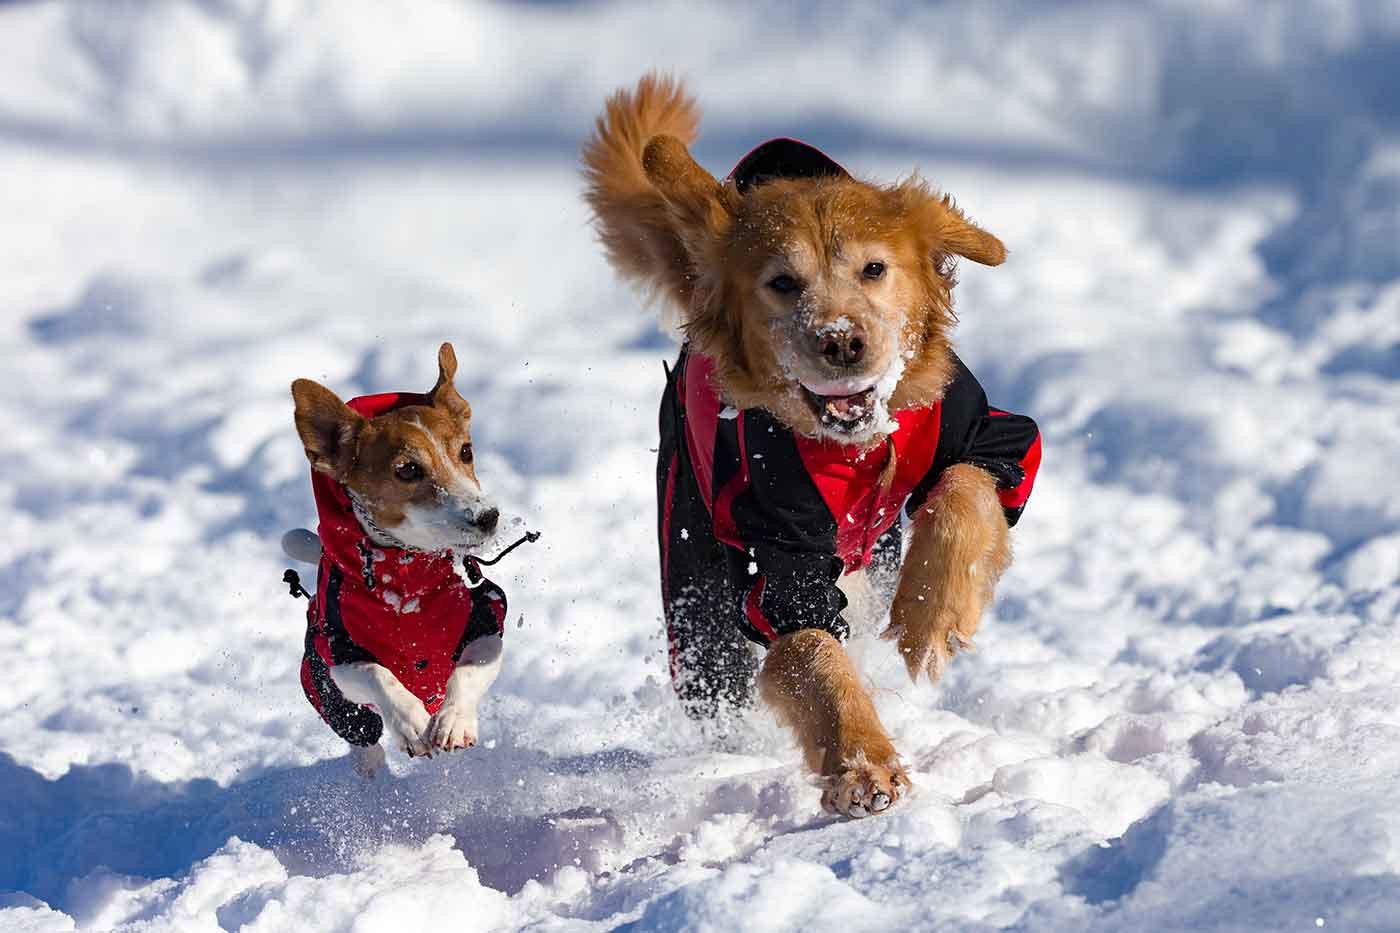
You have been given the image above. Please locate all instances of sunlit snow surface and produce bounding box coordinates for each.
[1,2,1398,930]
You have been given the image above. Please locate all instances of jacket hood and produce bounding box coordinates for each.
[729,137,849,193]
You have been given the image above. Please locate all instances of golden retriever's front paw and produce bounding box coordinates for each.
[882,604,975,684]
[424,702,479,754]
[821,754,910,818]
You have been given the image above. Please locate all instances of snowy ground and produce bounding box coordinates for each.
[1,2,1399,930]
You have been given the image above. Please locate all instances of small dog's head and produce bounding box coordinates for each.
[643,134,1005,444]
[291,342,499,553]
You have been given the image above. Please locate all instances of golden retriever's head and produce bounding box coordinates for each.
[644,135,1004,444]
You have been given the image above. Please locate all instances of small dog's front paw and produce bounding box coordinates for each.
[383,705,433,758]
[821,754,910,819]
[424,702,479,753]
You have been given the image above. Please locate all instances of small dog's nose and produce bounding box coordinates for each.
[474,507,500,533]
[817,326,866,367]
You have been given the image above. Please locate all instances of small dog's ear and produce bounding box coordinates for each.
[291,379,365,479]
[643,134,735,243]
[429,341,471,418]
[435,342,458,385]
[929,194,1006,267]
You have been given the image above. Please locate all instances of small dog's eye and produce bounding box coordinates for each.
[394,461,424,482]
[767,274,799,294]
[863,261,886,280]
[459,443,473,464]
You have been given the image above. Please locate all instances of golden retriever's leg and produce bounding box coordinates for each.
[885,463,1010,682]
[759,629,909,817]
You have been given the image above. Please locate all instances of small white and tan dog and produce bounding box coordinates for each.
[288,343,513,777]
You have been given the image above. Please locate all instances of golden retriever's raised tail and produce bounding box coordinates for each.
[581,73,700,308]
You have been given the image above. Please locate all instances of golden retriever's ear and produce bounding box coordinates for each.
[642,134,735,242]
[291,379,366,479]
[929,194,1006,267]
[428,342,471,418]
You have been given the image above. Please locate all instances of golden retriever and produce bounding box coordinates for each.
[583,75,1040,817]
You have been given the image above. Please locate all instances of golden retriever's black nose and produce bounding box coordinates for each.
[474,508,500,532]
[818,327,867,367]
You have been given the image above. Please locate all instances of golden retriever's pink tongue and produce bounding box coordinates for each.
[824,389,873,422]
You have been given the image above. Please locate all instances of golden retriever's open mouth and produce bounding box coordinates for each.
[801,385,879,435]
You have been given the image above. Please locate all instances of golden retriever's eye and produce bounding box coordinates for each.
[394,461,424,483]
[459,442,473,464]
[863,261,886,280]
[767,274,799,295]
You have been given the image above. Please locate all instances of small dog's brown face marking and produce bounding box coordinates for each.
[292,343,500,552]
[641,133,1006,444]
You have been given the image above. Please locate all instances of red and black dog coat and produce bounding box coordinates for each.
[656,140,1042,716]
[300,391,507,747]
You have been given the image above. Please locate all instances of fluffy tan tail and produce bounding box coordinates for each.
[582,73,701,311]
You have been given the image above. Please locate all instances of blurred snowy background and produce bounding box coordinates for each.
[0,1,1398,929]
